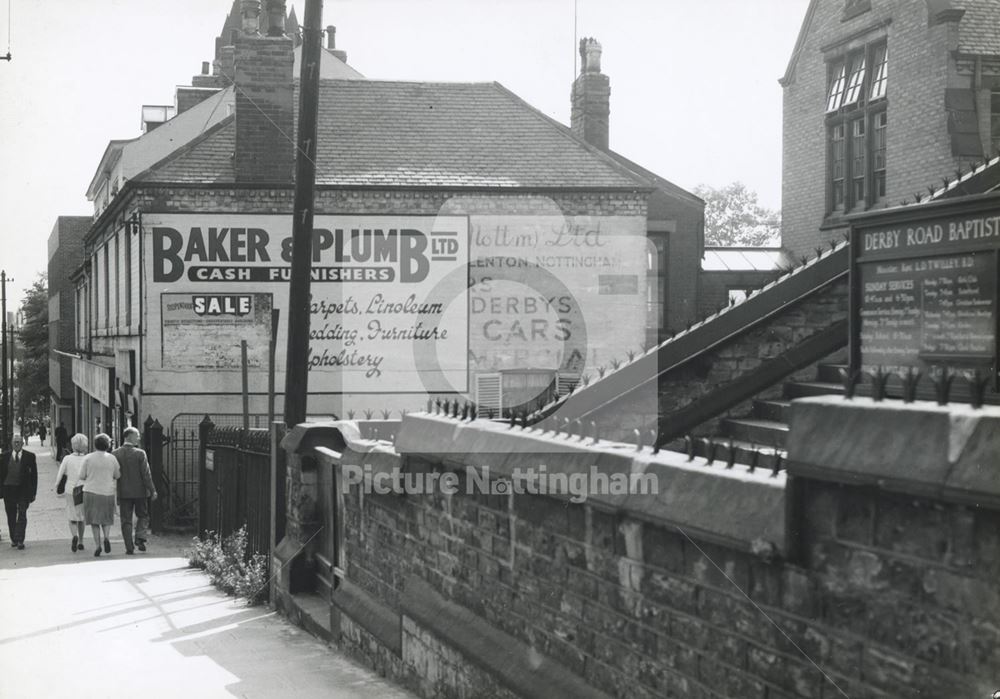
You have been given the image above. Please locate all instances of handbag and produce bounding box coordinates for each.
[73,485,84,506]
[56,474,67,495]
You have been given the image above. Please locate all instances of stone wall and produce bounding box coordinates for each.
[274,402,1000,698]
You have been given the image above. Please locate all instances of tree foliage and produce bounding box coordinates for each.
[16,273,48,419]
[694,182,781,247]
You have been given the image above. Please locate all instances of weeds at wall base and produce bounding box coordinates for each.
[186,526,269,606]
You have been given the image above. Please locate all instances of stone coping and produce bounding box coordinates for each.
[787,396,1000,507]
[389,414,788,554]
[284,416,787,554]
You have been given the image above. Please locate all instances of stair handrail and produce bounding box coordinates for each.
[534,243,850,425]
[656,319,847,447]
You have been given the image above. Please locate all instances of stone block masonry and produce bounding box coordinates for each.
[274,401,1000,698]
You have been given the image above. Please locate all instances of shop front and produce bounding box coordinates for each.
[72,356,116,444]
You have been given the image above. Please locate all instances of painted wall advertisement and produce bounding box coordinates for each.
[465,214,648,377]
[145,214,470,394]
[143,211,648,399]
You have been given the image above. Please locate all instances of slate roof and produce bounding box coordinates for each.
[141,79,651,190]
[89,87,235,196]
[143,118,237,184]
[311,80,647,188]
[954,0,1000,55]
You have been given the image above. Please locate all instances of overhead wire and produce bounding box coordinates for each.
[5,0,12,59]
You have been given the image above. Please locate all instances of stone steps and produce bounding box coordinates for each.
[666,362,846,469]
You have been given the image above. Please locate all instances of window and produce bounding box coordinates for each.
[843,54,866,107]
[114,232,120,330]
[826,62,848,112]
[91,255,99,335]
[872,111,887,200]
[870,45,887,100]
[825,41,887,215]
[103,244,110,329]
[125,225,132,327]
[990,91,1000,157]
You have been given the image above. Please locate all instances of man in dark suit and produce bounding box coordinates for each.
[0,434,39,549]
[55,422,69,460]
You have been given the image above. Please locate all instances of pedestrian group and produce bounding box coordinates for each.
[2,426,158,555]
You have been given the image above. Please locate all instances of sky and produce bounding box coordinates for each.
[0,0,809,309]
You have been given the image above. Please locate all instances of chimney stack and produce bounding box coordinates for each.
[326,25,348,63]
[570,37,610,150]
[233,1,294,183]
[201,61,210,75]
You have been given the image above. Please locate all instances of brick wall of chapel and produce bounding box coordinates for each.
[781,0,970,257]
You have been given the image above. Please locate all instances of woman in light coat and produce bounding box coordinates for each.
[77,433,120,557]
[54,433,89,552]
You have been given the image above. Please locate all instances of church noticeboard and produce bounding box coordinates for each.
[849,194,1000,378]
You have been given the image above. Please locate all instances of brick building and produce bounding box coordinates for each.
[61,2,704,465]
[780,0,1000,256]
[46,216,90,436]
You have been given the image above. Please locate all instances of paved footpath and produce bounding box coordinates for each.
[0,436,416,699]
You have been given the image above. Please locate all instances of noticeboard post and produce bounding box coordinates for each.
[848,192,1000,389]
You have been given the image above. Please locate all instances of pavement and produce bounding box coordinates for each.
[0,435,416,699]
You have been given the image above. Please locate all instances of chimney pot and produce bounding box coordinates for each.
[265,0,286,37]
[327,25,336,50]
[201,61,210,75]
[580,37,603,74]
[240,0,262,35]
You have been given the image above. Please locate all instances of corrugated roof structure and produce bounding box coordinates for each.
[701,248,793,272]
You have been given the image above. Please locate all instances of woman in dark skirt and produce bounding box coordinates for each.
[76,433,120,556]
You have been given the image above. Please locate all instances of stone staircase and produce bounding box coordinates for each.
[669,362,846,471]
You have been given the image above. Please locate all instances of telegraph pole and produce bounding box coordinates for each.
[0,271,9,450]
[283,0,323,428]
[9,325,15,441]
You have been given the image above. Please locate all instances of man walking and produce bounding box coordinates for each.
[113,427,157,554]
[55,421,69,460]
[0,434,38,549]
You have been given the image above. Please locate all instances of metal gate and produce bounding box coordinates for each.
[201,425,271,558]
[166,413,269,528]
